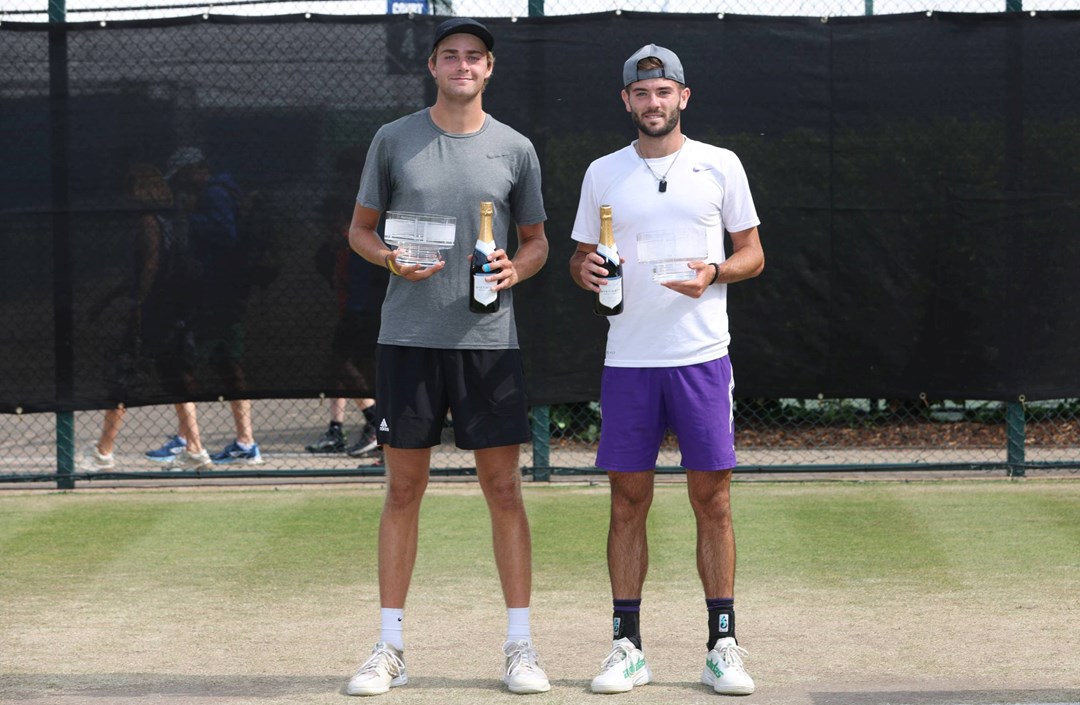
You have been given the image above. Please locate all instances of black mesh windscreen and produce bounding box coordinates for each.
[2,12,1078,412]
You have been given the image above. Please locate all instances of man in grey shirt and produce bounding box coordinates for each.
[344,17,550,697]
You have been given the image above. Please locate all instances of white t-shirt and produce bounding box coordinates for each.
[570,137,760,367]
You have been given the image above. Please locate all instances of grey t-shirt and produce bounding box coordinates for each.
[356,108,546,350]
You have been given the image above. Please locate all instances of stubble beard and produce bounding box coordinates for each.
[632,107,680,138]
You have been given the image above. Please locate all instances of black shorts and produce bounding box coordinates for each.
[375,345,531,450]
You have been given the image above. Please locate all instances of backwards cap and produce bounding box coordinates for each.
[622,44,685,87]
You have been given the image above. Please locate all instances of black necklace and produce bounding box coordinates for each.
[636,136,687,193]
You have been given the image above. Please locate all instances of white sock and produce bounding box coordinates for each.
[506,607,531,643]
[380,608,405,652]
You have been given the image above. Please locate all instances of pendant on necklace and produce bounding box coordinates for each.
[659,179,667,193]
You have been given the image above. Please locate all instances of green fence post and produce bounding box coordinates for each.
[56,413,75,489]
[1003,0,1022,474]
[1003,0,1025,473]
[1006,399,1025,477]
[524,0,546,479]
[50,0,76,490]
[531,405,551,481]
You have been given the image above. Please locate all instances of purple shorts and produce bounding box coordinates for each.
[596,356,736,472]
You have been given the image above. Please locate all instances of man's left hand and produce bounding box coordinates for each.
[663,261,713,299]
[474,248,519,291]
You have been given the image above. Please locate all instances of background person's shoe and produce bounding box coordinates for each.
[346,642,407,696]
[346,428,378,457]
[145,435,186,461]
[591,637,651,693]
[82,444,116,472]
[210,441,264,465]
[502,640,551,694]
[701,637,755,695]
[306,424,346,454]
[165,448,213,471]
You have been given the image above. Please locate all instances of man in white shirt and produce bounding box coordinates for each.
[569,43,765,696]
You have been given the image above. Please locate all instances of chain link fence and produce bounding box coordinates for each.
[4,0,1080,23]
[3,5,1079,485]
[3,397,1079,484]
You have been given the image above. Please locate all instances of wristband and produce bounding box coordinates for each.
[709,262,720,285]
[384,253,400,277]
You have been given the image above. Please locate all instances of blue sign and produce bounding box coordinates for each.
[387,0,428,13]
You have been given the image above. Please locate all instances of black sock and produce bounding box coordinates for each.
[706,597,735,650]
[612,598,642,650]
[328,421,343,433]
[362,405,377,427]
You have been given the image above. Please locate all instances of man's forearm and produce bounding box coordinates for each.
[511,237,549,283]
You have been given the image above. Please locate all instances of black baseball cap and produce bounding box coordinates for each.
[432,17,494,52]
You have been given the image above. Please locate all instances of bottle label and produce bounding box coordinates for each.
[598,275,623,308]
[473,274,497,306]
[472,240,497,306]
[597,242,622,309]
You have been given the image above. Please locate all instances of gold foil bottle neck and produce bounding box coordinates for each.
[478,201,495,243]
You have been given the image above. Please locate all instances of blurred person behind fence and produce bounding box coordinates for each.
[143,146,263,468]
[83,163,211,471]
[306,145,383,463]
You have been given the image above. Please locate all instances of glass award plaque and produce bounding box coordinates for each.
[636,229,708,283]
[384,212,457,267]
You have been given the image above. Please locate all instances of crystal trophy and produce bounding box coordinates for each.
[384,211,457,268]
[636,229,708,283]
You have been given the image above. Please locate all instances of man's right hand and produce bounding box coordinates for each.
[386,250,445,281]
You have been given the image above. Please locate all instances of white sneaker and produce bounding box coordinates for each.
[346,642,407,696]
[591,637,651,693]
[165,448,213,471]
[502,639,551,694]
[82,444,115,472]
[701,637,755,695]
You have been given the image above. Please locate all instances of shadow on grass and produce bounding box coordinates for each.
[1,673,551,699]
[811,690,1080,705]
[5,676,1079,705]
[1,674,342,699]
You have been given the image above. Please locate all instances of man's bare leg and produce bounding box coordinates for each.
[378,447,431,608]
[96,407,126,456]
[230,399,254,446]
[475,444,531,608]
[175,402,203,454]
[608,470,655,598]
[686,469,735,597]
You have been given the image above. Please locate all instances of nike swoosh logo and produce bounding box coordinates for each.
[693,165,714,172]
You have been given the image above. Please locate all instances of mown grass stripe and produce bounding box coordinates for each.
[1,482,1076,605]
[736,484,960,591]
[0,496,179,596]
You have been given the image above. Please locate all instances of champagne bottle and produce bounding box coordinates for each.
[595,204,623,316]
[469,201,500,313]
